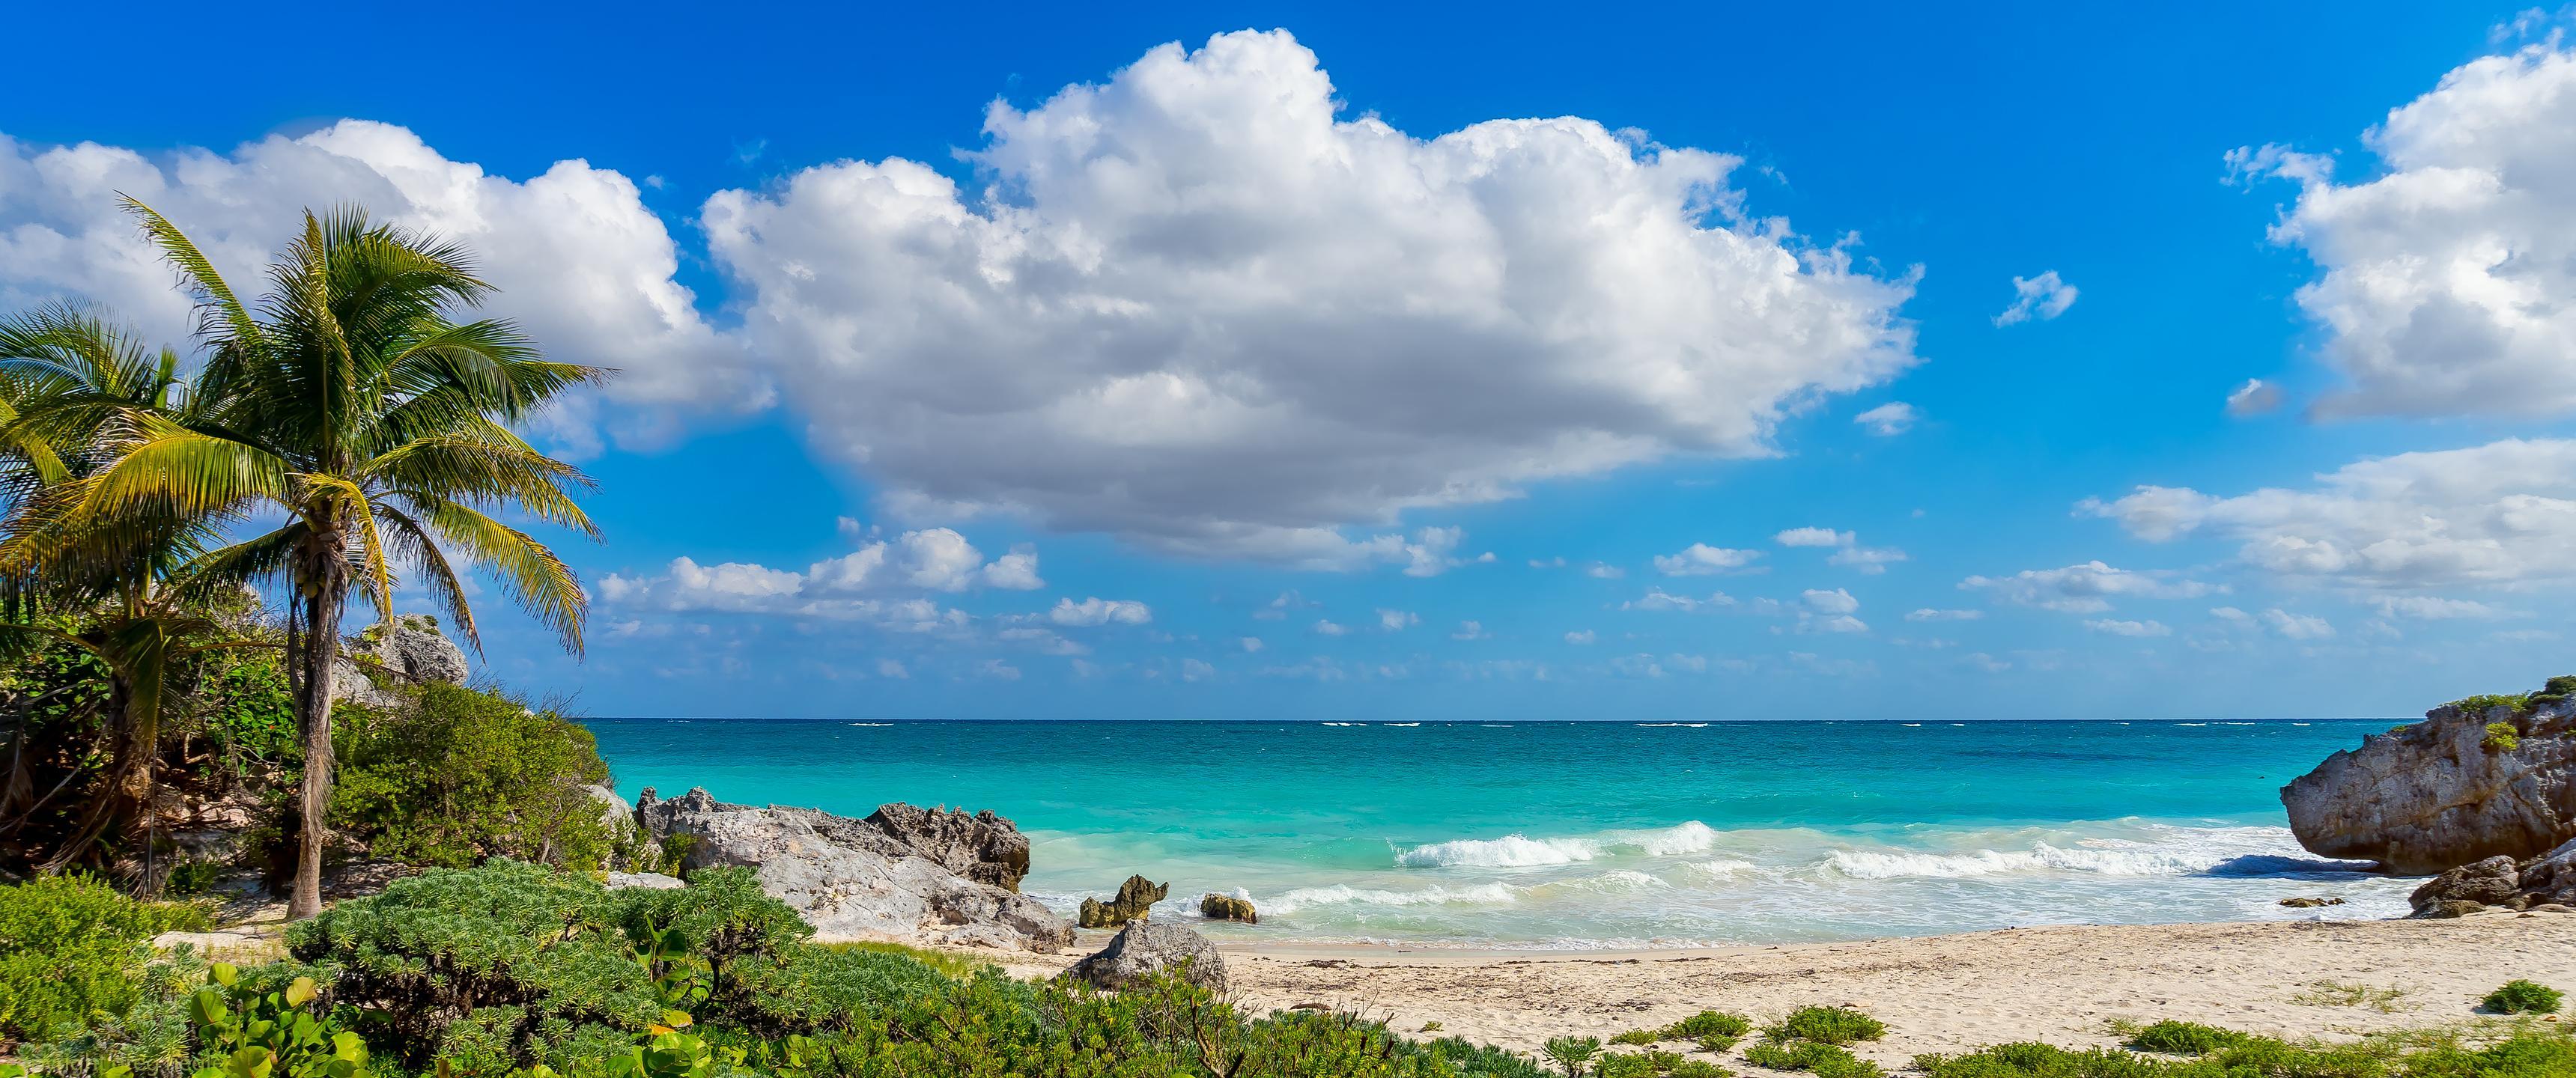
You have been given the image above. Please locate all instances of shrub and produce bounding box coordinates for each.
[2484,722,2523,752]
[285,859,663,1071]
[1667,1061,1732,1078]
[186,961,372,1078]
[2123,1020,2247,1055]
[1744,1039,1883,1077]
[1664,1010,1753,1041]
[1542,1035,1601,1077]
[1611,1029,1660,1046]
[2448,692,2530,716]
[1764,1005,1886,1046]
[2484,979,2564,1014]
[0,874,207,1042]
[327,682,615,871]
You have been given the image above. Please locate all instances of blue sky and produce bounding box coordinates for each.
[6,1,2576,719]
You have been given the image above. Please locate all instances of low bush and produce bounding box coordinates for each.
[2483,722,2522,752]
[1543,1035,1601,1077]
[2448,692,2531,716]
[327,682,615,871]
[0,874,209,1043]
[2124,1020,2247,1055]
[1764,1005,1885,1047]
[1665,1010,1752,1041]
[1611,1029,1660,1046]
[1915,1026,2576,1077]
[1743,1038,1883,1077]
[2483,979,2564,1014]
[1667,1061,1731,1078]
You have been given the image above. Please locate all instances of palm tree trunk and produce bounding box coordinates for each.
[289,533,350,919]
[35,674,140,874]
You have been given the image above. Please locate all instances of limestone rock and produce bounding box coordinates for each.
[863,803,1032,892]
[1078,875,1169,929]
[2404,839,2576,916]
[606,871,684,890]
[2410,856,2523,913]
[637,787,1071,951]
[1200,892,1258,923]
[2416,898,2489,919]
[2282,689,2576,874]
[329,614,471,707]
[2276,896,2344,908]
[1069,920,1227,992]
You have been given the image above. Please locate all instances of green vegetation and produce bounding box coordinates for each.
[2482,980,2563,1014]
[2291,980,2410,1013]
[2446,693,2530,716]
[328,682,614,871]
[1763,1006,1886,1047]
[1743,1038,1883,1077]
[1544,1035,1602,1077]
[2125,1020,2250,1054]
[1611,1030,1661,1046]
[1665,1011,1752,1041]
[0,873,207,1042]
[1916,1026,2576,1077]
[2483,722,2522,752]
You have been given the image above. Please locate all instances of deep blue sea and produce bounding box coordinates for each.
[586,718,2414,949]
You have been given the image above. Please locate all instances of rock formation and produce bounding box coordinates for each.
[2407,839,2576,916]
[1078,874,1168,928]
[635,787,1071,951]
[330,614,472,707]
[2281,685,2576,874]
[1200,892,1257,923]
[1069,919,1227,992]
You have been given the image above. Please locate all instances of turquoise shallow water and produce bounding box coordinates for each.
[586,718,2414,948]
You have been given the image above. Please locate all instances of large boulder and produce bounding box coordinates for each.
[2408,839,2576,916]
[1200,892,1257,923]
[637,788,1072,951]
[1068,920,1227,992]
[863,803,1032,892]
[1078,874,1168,928]
[2282,688,2576,874]
[330,614,471,707]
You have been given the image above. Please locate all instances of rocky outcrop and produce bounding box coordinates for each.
[1068,920,1227,992]
[331,614,472,707]
[863,803,1031,892]
[1078,875,1168,928]
[2282,689,2576,874]
[2276,896,2344,908]
[2407,839,2576,916]
[1200,892,1257,923]
[636,787,1072,951]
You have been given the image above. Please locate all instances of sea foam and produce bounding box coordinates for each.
[1395,820,1721,868]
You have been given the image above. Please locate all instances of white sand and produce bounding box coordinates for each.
[1003,911,2576,1068]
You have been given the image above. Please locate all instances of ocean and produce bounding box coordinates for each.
[585,717,2415,949]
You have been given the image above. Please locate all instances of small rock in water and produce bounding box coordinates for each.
[1200,892,1258,923]
[1079,874,1169,928]
[2276,896,2345,908]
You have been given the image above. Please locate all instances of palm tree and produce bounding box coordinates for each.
[0,305,252,874]
[33,201,607,916]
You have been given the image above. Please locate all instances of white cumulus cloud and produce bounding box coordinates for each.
[2085,438,2576,591]
[696,30,1920,559]
[1654,543,1762,576]
[2229,39,2576,416]
[2083,618,2172,637]
[1050,597,1153,626]
[1852,401,1919,436]
[1959,561,2218,613]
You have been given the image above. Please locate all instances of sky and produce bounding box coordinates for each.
[4,2,2576,720]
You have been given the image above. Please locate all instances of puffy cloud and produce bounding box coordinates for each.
[1239,636,1264,653]
[876,659,909,679]
[1377,609,1421,631]
[1050,597,1153,626]
[699,30,1919,558]
[2086,438,2576,590]
[1450,620,1489,640]
[0,121,761,442]
[1993,270,2077,326]
[596,529,1039,627]
[978,659,1023,680]
[1313,620,1351,636]
[808,528,1042,593]
[1775,527,1850,548]
[2225,378,2283,417]
[1853,401,1919,436]
[1802,588,1860,615]
[1564,630,1597,645]
[2083,618,2172,637]
[1905,608,1984,621]
[2230,40,2576,416]
[1654,543,1762,576]
[1181,658,1218,682]
[1959,561,2219,613]
[1587,563,1629,579]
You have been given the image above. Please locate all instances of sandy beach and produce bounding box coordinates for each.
[995,912,2576,1067]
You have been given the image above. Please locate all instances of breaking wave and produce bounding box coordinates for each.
[1395,821,1722,868]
